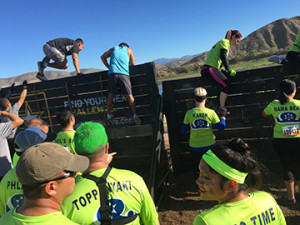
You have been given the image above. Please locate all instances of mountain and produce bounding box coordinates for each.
[157,16,300,74]
[154,54,201,65]
[0,68,103,88]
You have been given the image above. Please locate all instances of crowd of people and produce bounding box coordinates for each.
[0,29,298,224]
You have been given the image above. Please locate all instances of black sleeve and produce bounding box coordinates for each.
[220,48,230,71]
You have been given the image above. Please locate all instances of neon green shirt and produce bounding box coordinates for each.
[183,108,220,148]
[289,30,300,53]
[0,208,78,224]
[204,39,230,69]
[12,153,20,167]
[0,168,23,217]
[264,99,300,138]
[54,130,76,154]
[193,191,286,225]
[61,167,158,225]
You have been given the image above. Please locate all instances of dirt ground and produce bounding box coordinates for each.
[158,171,300,225]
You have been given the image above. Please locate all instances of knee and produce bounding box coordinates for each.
[64,65,69,70]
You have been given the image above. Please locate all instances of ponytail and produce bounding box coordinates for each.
[278,79,296,105]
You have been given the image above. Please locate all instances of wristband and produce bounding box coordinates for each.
[220,117,226,120]
[23,86,27,89]
[77,71,80,74]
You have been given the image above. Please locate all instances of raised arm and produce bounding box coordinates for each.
[0,111,24,129]
[72,53,80,74]
[128,48,135,66]
[17,80,28,109]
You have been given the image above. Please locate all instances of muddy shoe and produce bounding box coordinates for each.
[36,72,48,81]
[133,114,142,125]
[218,107,230,117]
[288,198,297,210]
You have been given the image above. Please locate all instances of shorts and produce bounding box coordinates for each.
[108,73,132,95]
[43,43,68,67]
[201,66,231,94]
[273,138,300,181]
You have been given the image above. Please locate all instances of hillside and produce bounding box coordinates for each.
[0,68,103,88]
[157,16,300,77]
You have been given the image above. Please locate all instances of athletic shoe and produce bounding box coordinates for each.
[133,114,142,125]
[288,198,297,210]
[107,113,114,120]
[218,107,229,117]
[37,61,46,76]
[36,73,48,81]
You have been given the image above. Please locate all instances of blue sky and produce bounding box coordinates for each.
[0,0,299,79]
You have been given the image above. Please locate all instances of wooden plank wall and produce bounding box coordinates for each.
[4,62,170,202]
[163,65,300,175]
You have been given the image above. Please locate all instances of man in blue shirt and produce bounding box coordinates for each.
[101,43,141,125]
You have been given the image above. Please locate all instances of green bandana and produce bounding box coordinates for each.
[202,150,248,184]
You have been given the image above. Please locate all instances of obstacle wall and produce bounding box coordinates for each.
[5,62,170,203]
[162,65,300,175]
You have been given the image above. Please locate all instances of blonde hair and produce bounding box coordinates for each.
[194,87,207,102]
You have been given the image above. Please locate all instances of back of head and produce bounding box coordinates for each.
[14,127,47,153]
[225,30,242,40]
[75,38,84,44]
[57,108,73,128]
[194,87,207,102]
[211,138,262,189]
[278,79,296,105]
[0,98,9,110]
[74,122,108,155]
[26,118,49,134]
[119,42,129,48]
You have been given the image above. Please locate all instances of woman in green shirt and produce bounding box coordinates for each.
[263,79,300,209]
[201,30,242,115]
[193,138,286,225]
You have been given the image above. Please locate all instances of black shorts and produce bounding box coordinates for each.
[273,138,300,181]
[108,73,132,95]
[201,66,231,94]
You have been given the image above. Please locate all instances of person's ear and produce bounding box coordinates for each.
[224,180,239,193]
[44,181,58,196]
[105,142,109,154]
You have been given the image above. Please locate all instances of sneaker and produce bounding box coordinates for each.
[37,61,46,76]
[36,72,48,81]
[107,113,114,120]
[218,107,230,117]
[133,114,142,125]
[288,198,297,210]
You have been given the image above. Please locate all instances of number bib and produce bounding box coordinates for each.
[282,125,299,136]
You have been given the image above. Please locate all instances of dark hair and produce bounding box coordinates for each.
[209,138,262,191]
[278,79,296,105]
[57,108,74,128]
[75,38,84,44]
[0,98,9,110]
[225,30,242,40]
[119,42,129,48]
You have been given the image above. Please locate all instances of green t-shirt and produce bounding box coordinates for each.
[204,39,230,69]
[0,168,23,217]
[61,167,158,225]
[54,130,76,154]
[0,208,78,224]
[183,108,220,148]
[264,99,300,138]
[289,30,300,53]
[12,153,20,168]
[193,191,286,225]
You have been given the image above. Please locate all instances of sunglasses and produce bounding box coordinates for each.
[39,171,77,184]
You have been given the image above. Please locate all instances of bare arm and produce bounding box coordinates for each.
[0,111,24,129]
[17,88,27,109]
[72,53,80,74]
[262,111,270,118]
[128,48,135,66]
[101,48,113,69]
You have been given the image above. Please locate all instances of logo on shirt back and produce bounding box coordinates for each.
[276,112,300,124]
[93,198,135,224]
[191,119,210,130]
[6,194,24,213]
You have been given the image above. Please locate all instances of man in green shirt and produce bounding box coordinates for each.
[54,108,76,154]
[0,142,89,224]
[61,122,159,225]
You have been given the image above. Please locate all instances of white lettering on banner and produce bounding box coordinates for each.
[63,95,127,108]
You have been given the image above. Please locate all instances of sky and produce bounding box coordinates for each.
[0,0,299,79]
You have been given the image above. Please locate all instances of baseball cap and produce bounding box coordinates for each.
[16,142,89,185]
[14,127,47,153]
